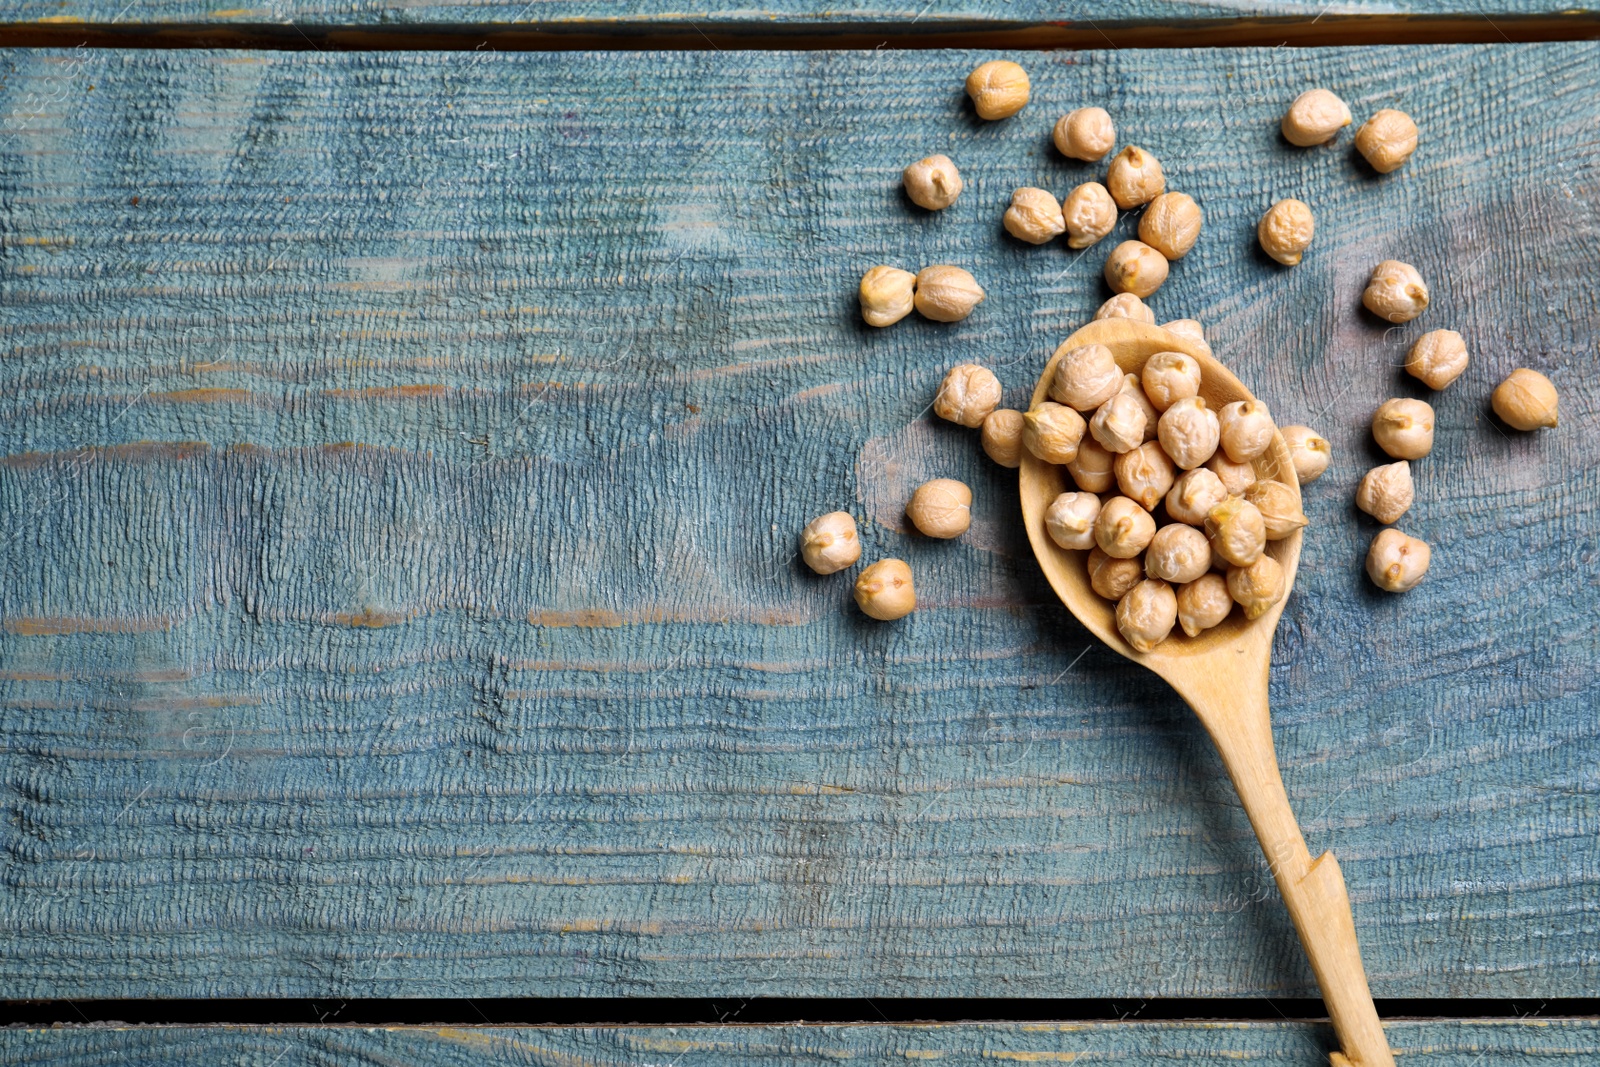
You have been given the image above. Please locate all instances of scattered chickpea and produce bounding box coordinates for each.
[1114,441,1177,511]
[1090,390,1148,454]
[1218,399,1276,463]
[1362,260,1429,323]
[1157,396,1221,470]
[1355,460,1414,525]
[1088,545,1144,601]
[1140,350,1203,413]
[1205,495,1267,567]
[906,478,973,539]
[1095,293,1154,324]
[934,363,1004,428]
[1045,491,1102,551]
[1105,146,1165,210]
[1372,397,1435,460]
[859,265,917,327]
[1138,192,1202,260]
[1227,554,1286,620]
[1281,88,1352,147]
[800,511,862,575]
[1050,341,1123,412]
[1004,186,1066,244]
[1145,523,1212,584]
[1205,452,1257,496]
[1257,199,1315,266]
[1405,329,1469,390]
[1177,573,1233,637]
[1023,402,1088,464]
[1160,319,1212,360]
[1366,528,1431,592]
[1166,467,1229,526]
[1066,436,1117,493]
[1063,182,1117,250]
[981,408,1026,468]
[1095,495,1157,558]
[1116,578,1178,653]
[1117,373,1161,443]
[1054,106,1116,161]
[854,558,917,620]
[902,154,964,211]
[1280,425,1331,484]
[1104,239,1169,299]
[1492,368,1560,430]
[914,265,986,322]
[965,60,1030,120]
[1242,480,1309,540]
[1355,108,1418,173]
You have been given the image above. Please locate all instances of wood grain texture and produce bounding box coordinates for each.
[0,45,1597,999]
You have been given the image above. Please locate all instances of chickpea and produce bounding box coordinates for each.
[800,511,862,575]
[1004,186,1066,244]
[1023,402,1088,465]
[1366,528,1431,592]
[1049,341,1123,412]
[859,265,917,327]
[1166,467,1229,527]
[1205,495,1266,567]
[1243,479,1309,540]
[906,478,973,539]
[1217,399,1276,463]
[1356,460,1414,525]
[965,60,1030,120]
[1045,491,1102,551]
[854,558,916,620]
[1405,329,1469,390]
[981,408,1026,468]
[1177,574,1233,636]
[1104,239,1169,299]
[1088,545,1143,601]
[1063,182,1117,250]
[1160,319,1212,360]
[1094,293,1154,324]
[1054,106,1116,161]
[1157,396,1220,470]
[1492,368,1560,430]
[1372,397,1434,460]
[1227,555,1286,620]
[1090,390,1148,454]
[1362,260,1429,323]
[902,154,964,211]
[914,265,986,322]
[1114,441,1177,511]
[1205,452,1257,496]
[1140,350,1202,413]
[1257,199,1315,266]
[1145,523,1212,584]
[1094,495,1157,558]
[1066,436,1117,493]
[1117,373,1160,443]
[1117,578,1178,653]
[1280,425,1331,484]
[1281,88,1352,146]
[1355,108,1418,173]
[1138,192,1202,260]
[1105,145,1165,210]
[934,363,1003,428]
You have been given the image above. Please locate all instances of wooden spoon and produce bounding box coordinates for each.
[1021,319,1394,1067]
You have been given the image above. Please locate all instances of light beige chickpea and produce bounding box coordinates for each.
[854,558,916,620]
[1218,399,1276,463]
[1362,260,1429,323]
[1117,578,1178,652]
[1004,187,1066,244]
[1066,436,1117,493]
[1205,452,1258,496]
[914,265,986,322]
[1054,106,1116,161]
[934,363,1003,428]
[1023,402,1088,465]
[1405,329,1469,390]
[1089,390,1147,454]
[1366,528,1430,592]
[1281,88,1352,146]
[1243,480,1308,540]
[1160,319,1212,360]
[800,511,861,575]
[1138,192,1202,260]
[1049,341,1123,412]
[1257,199,1315,266]
[1279,425,1331,485]
[1157,396,1220,470]
[965,60,1030,120]
[1094,293,1154,324]
[981,408,1026,468]
[859,265,917,327]
[1145,523,1211,584]
[1114,441,1177,511]
[1045,491,1102,551]
[1205,496,1266,567]
[1355,108,1418,173]
[902,154,964,211]
[1140,350,1202,413]
[1492,368,1559,430]
[1356,460,1413,525]
[1088,545,1143,601]
[1105,145,1165,210]
[1094,495,1157,559]
[1372,397,1435,460]
[906,478,973,539]
[1166,467,1229,527]
[1227,555,1286,620]
[1104,239,1169,299]
[1063,182,1117,250]
[1177,573,1233,637]
[1118,373,1160,443]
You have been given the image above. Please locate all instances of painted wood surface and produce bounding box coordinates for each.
[0,45,1596,1000]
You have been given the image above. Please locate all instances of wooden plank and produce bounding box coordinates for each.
[0,44,1596,1000]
